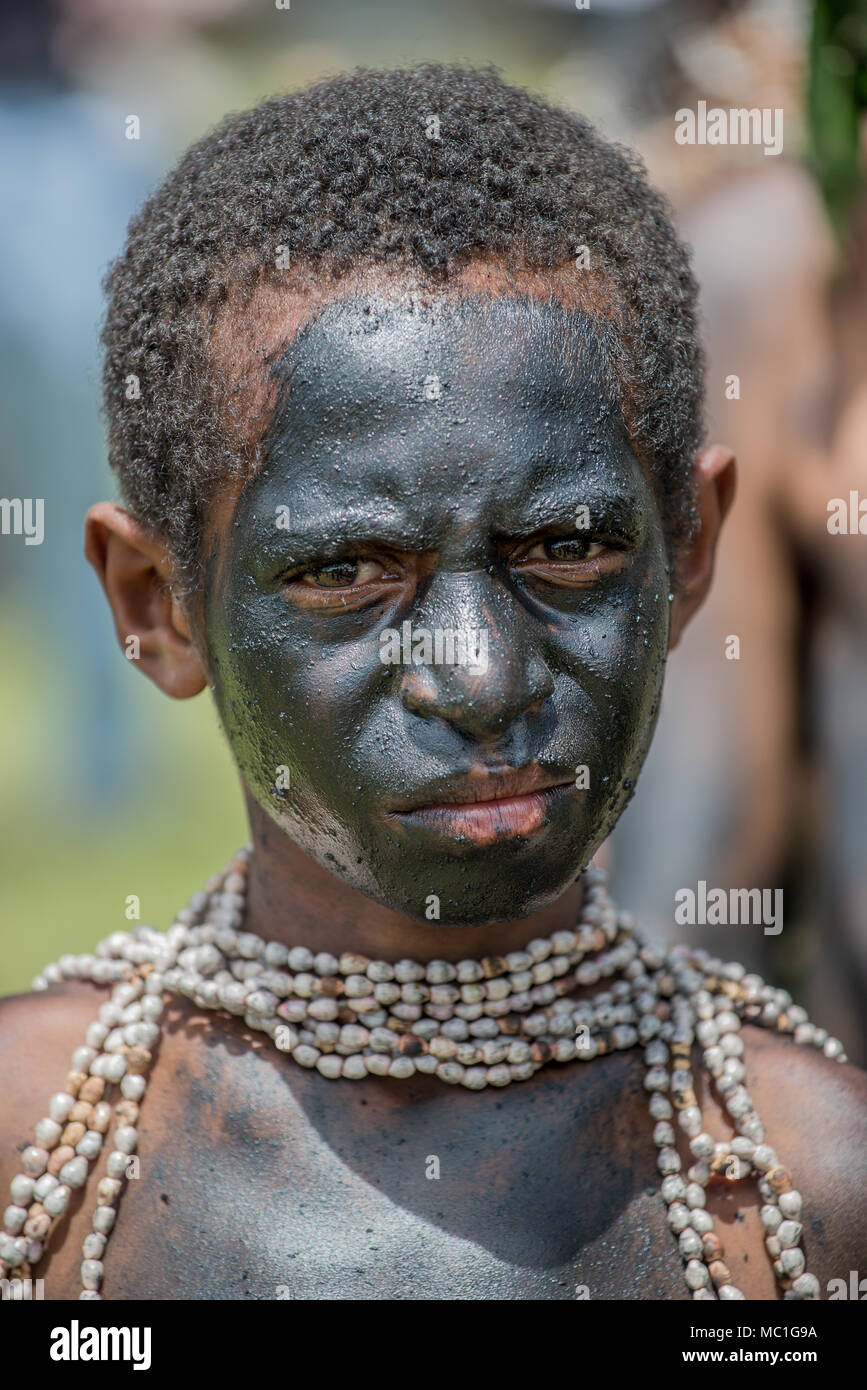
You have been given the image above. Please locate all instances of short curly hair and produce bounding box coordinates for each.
[101,63,704,593]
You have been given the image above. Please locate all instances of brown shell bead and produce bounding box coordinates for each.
[60,1122,86,1147]
[79,1077,106,1105]
[702,1233,724,1262]
[316,977,344,997]
[24,1205,50,1240]
[69,1101,92,1124]
[65,1070,87,1096]
[672,1085,697,1110]
[124,1046,152,1074]
[766,1165,792,1194]
[499,1014,522,1035]
[115,1100,139,1126]
[709,1260,732,1287]
[47,1145,75,1176]
[530,1040,552,1064]
[481,955,507,980]
[90,1103,112,1134]
[339,953,371,975]
[398,1035,427,1056]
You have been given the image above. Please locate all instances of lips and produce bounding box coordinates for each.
[385,767,576,845]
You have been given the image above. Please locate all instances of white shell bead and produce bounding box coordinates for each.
[76,1131,103,1160]
[685,1260,710,1290]
[778,1190,802,1219]
[92,1206,116,1235]
[660,1175,686,1204]
[83,1232,107,1259]
[34,1118,62,1148]
[59,1157,89,1189]
[678,1229,702,1258]
[780,1248,805,1278]
[33,1173,58,1199]
[341,1055,367,1080]
[49,1092,76,1122]
[462,1066,487,1089]
[777,1220,802,1249]
[9,1174,34,1205]
[81,1259,104,1290]
[43,1184,71,1216]
[3,1206,27,1235]
[21,1147,48,1177]
[106,1151,130,1179]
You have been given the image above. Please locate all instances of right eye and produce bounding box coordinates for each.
[281,555,400,609]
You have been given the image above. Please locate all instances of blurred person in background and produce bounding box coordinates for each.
[0,0,168,811]
[576,0,867,1063]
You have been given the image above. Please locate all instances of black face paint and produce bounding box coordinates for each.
[204,293,671,926]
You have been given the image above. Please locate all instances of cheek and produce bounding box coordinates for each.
[208,589,391,802]
[547,556,669,754]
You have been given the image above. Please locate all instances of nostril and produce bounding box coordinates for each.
[397,648,554,740]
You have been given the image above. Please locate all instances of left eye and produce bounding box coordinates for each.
[521,536,607,563]
[299,558,383,589]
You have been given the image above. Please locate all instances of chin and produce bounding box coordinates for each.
[352,843,599,928]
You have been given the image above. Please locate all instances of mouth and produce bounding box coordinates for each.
[385,769,577,845]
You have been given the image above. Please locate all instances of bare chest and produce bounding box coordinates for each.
[41,1036,690,1300]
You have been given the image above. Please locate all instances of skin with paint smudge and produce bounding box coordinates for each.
[205,295,670,926]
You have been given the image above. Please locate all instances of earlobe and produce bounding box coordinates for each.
[668,445,736,651]
[84,502,208,699]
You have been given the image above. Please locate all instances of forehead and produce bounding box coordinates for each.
[266,292,623,453]
[226,292,651,549]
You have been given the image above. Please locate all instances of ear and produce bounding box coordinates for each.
[84,502,208,699]
[668,445,736,651]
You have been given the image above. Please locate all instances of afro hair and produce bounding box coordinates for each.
[101,63,705,592]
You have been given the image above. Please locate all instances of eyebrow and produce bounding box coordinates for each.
[244,471,645,571]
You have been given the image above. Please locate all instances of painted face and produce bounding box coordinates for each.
[204,293,672,925]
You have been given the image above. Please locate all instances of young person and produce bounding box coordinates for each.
[1,65,864,1301]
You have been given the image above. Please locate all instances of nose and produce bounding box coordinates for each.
[397,571,554,743]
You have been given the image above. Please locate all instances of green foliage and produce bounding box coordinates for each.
[808,0,867,237]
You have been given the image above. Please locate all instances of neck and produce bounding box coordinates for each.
[241,796,586,962]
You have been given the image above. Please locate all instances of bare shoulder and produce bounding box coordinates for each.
[731,1026,866,1286]
[0,983,108,1181]
[740,1023,867,1166]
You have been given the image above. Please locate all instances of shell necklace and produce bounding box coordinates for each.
[1,847,846,1301]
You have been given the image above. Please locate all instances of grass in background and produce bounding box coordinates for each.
[0,602,247,995]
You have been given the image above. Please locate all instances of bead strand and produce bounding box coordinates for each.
[1,847,848,1301]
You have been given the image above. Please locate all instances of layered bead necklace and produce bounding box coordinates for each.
[1,847,847,1301]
